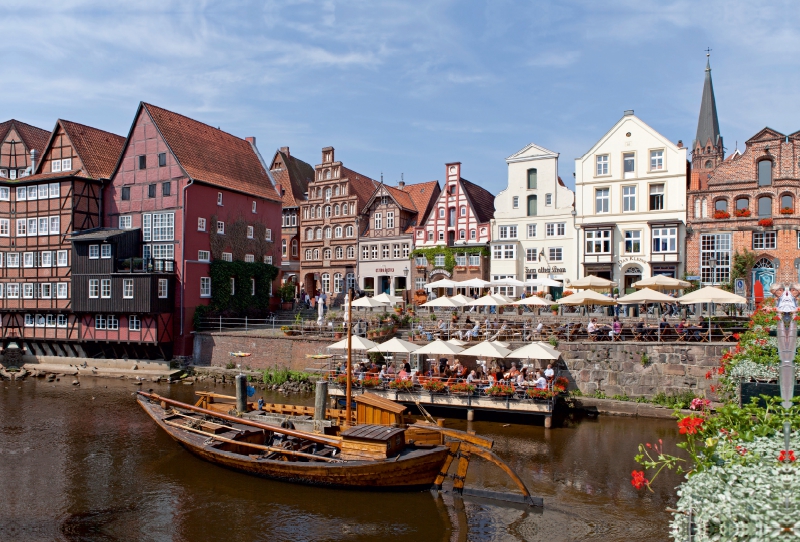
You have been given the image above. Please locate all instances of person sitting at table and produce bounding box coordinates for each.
[659,317,671,332]
[635,319,645,335]
[378,364,387,380]
[386,364,396,378]
[507,362,520,380]
[587,318,599,338]
[522,319,532,340]
[544,363,555,380]
[466,370,477,384]
[677,318,687,335]
[610,316,622,339]
[398,366,409,380]
[366,362,380,375]
[534,370,548,389]
[490,322,508,341]
[516,368,527,387]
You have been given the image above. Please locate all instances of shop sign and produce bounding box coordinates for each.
[526,266,566,274]
[375,268,395,273]
[430,268,452,277]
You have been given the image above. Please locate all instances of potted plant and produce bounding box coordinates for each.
[553,376,570,394]
[550,304,559,315]
[280,325,296,337]
[429,313,437,322]
[487,383,515,398]
[526,388,555,401]
[713,210,730,219]
[449,382,475,395]
[758,218,773,227]
[334,374,348,386]
[362,376,382,389]
[734,208,751,217]
[781,207,793,215]
[388,380,414,391]
[334,325,344,340]
[423,380,446,393]
[278,282,295,310]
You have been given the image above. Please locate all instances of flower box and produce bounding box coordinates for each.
[362,377,382,388]
[388,380,414,391]
[526,388,555,400]
[758,218,773,227]
[449,382,476,395]
[713,210,730,219]
[734,209,751,218]
[423,380,446,393]
[487,384,515,397]
[781,207,793,215]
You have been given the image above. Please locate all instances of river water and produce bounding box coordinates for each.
[0,378,684,541]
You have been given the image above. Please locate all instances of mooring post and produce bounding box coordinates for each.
[314,379,328,421]
[466,408,474,422]
[544,415,552,429]
[235,373,247,413]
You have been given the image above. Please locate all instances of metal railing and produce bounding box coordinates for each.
[116,257,176,273]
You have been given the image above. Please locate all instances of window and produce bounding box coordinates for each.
[375,213,382,229]
[469,253,481,266]
[460,206,466,217]
[23,283,33,298]
[334,226,342,238]
[121,187,130,200]
[323,248,331,260]
[41,252,52,267]
[382,245,389,259]
[313,249,319,260]
[459,229,466,240]
[95,314,106,330]
[217,221,225,234]
[154,279,166,299]
[152,213,174,241]
[387,212,394,228]
[305,249,312,260]
[197,217,207,232]
[24,314,33,327]
[324,206,331,218]
[200,277,211,297]
[428,231,434,241]
[0,219,8,236]
[336,246,344,259]
[499,225,517,239]
[511,196,519,209]
[346,273,356,291]
[137,155,146,169]
[57,314,67,328]
[492,244,516,259]
[393,244,400,258]
[434,254,445,267]
[49,183,59,198]
[321,273,330,293]
[148,184,156,198]
[735,198,749,212]
[545,194,552,206]
[438,208,445,218]
[122,279,133,299]
[57,251,68,266]
[89,279,99,298]
[649,184,665,211]
[38,185,47,199]
[6,284,18,298]
[40,283,51,299]
[129,315,141,331]
[7,253,18,268]
[753,232,777,250]
[0,187,8,201]
[100,279,111,298]
[281,240,287,257]
[52,159,62,173]
[217,192,223,206]
[342,203,348,215]
[585,230,611,254]
[345,226,354,237]
[56,283,67,298]
[89,245,99,259]
[595,188,609,213]
[758,196,772,217]
[37,217,47,236]
[251,278,256,296]
[162,182,171,196]
[402,243,410,258]
[455,253,466,267]
[158,152,167,167]
[265,228,272,241]
[334,273,343,294]
[527,168,537,189]
[700,233,732,284]
[16,187,26,200]
[650,150,664,171]
[221,252,232,262]
[333,204,340,216]
[546,222,565,237]
[549,247,563,261]
[715,199,728,212]
[119,216,132,229]
[623,152,635,177]
[247,226,254,239]
[526,248,538,262]
[415,255,427,266]
[624,230,641,253]
[362,246,370,260]
[106,315,119,331]
[244,254,254,262]
[46,314,55,328]
[527,195,537,216]
[527,224,537,238]
[652,227,677,252]
[415,277,426,291]
[758,160,772,186]
[316,228,322,240]
[371,245,378,259]
[622,186,636,212]
[596,155,608,175]
[101,244,111,259]
[347,246,355,258]
[325,188,331,201]
[324,227,331,239]
[34,314,45,327]
[23,252,33,268]
[781,195,793,211]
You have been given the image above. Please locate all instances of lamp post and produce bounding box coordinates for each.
[775,303,797,464]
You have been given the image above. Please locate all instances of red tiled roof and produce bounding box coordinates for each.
[271,149,313,208]
[403,180,440,221]
[59,120,125,179]
[384,184,416,211]
[341,166,378,211]
[6,170,83,183]
[0,119,51,156]
[143,103,281,202]
[461,178,495,223]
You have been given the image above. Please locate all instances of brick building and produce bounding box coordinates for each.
[104,103,282,358]
[410,162,494,290]
[358,179,440,297]
[269,147,314,296]
[0,119,124,356]
[299,147,377,303]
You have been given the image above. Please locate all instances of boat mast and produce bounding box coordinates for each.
[346,287,354,426]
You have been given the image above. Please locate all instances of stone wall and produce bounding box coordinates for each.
[193,332,332,372]
[557,342,727,398]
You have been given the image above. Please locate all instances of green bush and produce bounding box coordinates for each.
[261,367,312,386]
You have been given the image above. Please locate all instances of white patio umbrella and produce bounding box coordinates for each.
[327,335,379,350]
[512,296,550,306]
[569,275,616,291]
[458,278,491,288]
[507,341,561,360]
[373,292,403,305]
[490,278,526,287]
[616,288,676,304]
[351,297,389,308]
[446,338,468,346]
[424,279,458,289]
[366,337,420,354]
[466,294,510,306]
[556,290,617,306]
[677,286,747,338]
[414,340,464,355]
[526,277,563,288]
[451,294,474,305]
[421,296,466,308]
[458,341,512,358]
[633,275,691,290]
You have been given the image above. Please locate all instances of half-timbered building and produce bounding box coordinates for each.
[0,119,50,180]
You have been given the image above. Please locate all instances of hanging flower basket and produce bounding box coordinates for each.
[758,218,774,227]
[780,207,793,215]
[734,208,751,217]
[713,210,730,219]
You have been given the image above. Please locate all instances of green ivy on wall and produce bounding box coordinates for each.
[409,245,489,273]
[193,260,278,327]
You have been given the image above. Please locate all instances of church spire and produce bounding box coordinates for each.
[694,49,722,152]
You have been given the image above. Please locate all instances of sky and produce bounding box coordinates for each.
[3,0,800,194]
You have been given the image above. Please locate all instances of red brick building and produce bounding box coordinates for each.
[104,103,282,358]
[0,119,124,356]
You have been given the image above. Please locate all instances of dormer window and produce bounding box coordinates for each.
[52,160,62,173]
[62,158,72,170]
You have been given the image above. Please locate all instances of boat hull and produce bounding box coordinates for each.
[138,395,451,490]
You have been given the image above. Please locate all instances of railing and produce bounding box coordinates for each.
[116,258,176,273]
[195,315,406,337]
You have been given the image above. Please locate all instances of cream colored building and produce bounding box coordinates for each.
[574,110,688,293]
[491,143,576,297]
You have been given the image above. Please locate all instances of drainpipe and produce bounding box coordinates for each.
[180,178,194,339]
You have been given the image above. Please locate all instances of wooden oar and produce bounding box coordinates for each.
[162,419,341,463]
[138,391,342,449]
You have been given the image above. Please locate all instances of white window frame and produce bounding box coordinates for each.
[217,192,223,206]
[16,219,26,236]
[221,252,232,262]
[198,217,207,231]
[101,244,112,259]
[49,183,59,198]
[622,185,636,212]
[548,247,563,261]
[652,227,678,253]
[200,277,211,297]
[198,250,210,262]
[217,221,225,234]
[585,230,611,254]
[56,283,68,298]
[0,187,8,201]
[649,149,664,171]
[57,250,68,266]
[119,216,132,229]
[595,188,610,214]
[123,279,134,299]
[7,253,19,268]
[596,155,609,176]
[158,279,168,298]
[57,314,67,328]
[129,315,141,331]
[624,230,642,254]
[252,201,257,214]
[6,283,19,298]
[0,219,8,237]
[101,279,111,299]
[89,279,99,298]
[89,245,99,259]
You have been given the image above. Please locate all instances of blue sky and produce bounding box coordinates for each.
[3,0,800,194]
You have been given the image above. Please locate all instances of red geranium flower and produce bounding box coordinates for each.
[631,470,649,490]
[678,416,704,435]
[779,450,797,463]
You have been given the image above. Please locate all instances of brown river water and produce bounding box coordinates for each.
[0,378,684,541]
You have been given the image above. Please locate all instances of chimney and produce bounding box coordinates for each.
[398,181,405,189]
[677,140,683,148]
[245,137,256,145]
[280,146,289,156]
[623,109,634,116]
[30,149,37,172]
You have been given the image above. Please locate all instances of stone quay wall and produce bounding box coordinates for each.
[193,332,729,399]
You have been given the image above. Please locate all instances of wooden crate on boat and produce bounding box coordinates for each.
[354,392,407,426]
[339,424,406,460]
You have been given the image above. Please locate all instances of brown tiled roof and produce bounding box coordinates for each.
[0,119,51,156]
[59,120,125,179]
[341,166,378,211]
[461,178,495,223]
[272,149,313,208]
[143,103,281,202]
[403,180,440,221]
[384,184,416,211]
[5,170,83,183]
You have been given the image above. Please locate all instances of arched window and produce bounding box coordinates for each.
[333,273,343,293]
[334,204,340,216]
[321,273,330,293]
[324,169,331,180]
[324,206,331,218]
[292,239,298,256]
[334,185,340,196]
[308,207,314,219]
[694,198,700,218]
[347,246,355,259]
[325,188,332,201]
[704,160,713,169]
[335,247,343,259]
[470,229,476,239]
[714,199,728,212]
[305,249,312,260]
[281,239,287,256]
[342,203,348,215]
[345,225,354,237]
[316,188,322,199]
[735,197,749,211]
[758,196,772,217]
[303,207,309,219]
[325,227,332,238]
[459,229,465,239]
[702,198,708,218]
[313,249,319,260]
[315,228,322,239]
[323,248,331,260]
[527,195,537,216]
[335,226,342,238]
[527,168,537,189]
[758,160,773,186]
[781,194,793,213]
[306,228,314,240]
[316,205,322,217]
[346,273,355,290]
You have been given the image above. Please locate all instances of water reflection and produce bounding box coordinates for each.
[0,378,683,541]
